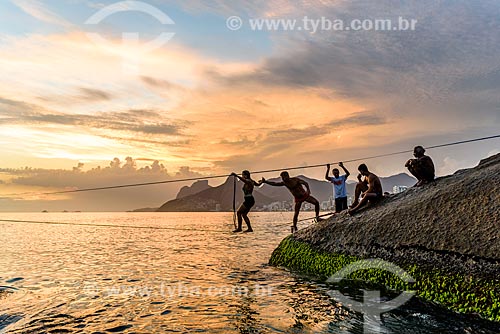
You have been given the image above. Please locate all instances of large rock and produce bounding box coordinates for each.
[293,153,500,265]
[270,153,500,321]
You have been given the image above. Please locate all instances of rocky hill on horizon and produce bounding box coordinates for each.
[176,180,211,199]
[157,176,274,212]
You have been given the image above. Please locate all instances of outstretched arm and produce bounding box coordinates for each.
[230,172,246,183]
[339,162,350,178]
[261,177,285,187]
[231,172,243,181]
[325,164,331,181]
[231,172,254,186]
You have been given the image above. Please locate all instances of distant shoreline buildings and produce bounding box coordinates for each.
[393,185,408,194]
[214,187,411,212]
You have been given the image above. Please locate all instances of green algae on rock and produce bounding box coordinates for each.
[270,153,500,321]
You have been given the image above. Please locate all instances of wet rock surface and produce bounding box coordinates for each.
[292,153,500,279]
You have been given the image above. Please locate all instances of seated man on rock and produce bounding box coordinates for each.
[405,145,435,187]
[349,164,383,215]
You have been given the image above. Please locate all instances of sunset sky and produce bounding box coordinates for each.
[1,0,499,211]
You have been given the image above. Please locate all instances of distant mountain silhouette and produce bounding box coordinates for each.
[176,180,211,199]
[157,177,274,212]
[157,173,416,212]
[379,173,417,191]
[129,207,158,212]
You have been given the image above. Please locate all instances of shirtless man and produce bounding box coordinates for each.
[348,164,383,215]
[405,146,435,187]
[350,172,368,209]
[261,171,321,232]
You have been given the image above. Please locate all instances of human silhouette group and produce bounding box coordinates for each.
[231,146,435,233]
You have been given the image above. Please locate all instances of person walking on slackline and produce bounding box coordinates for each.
[261,171,322,233]
[230,170,261,233]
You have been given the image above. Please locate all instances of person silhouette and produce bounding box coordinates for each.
[231,170,261,233]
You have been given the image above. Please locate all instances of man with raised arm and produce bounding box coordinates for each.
[261,171,322,233]
[405,145,435,187]
[348,164,383,215]
[325,162,350,213]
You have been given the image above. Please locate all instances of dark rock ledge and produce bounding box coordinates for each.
[270,153,500,321]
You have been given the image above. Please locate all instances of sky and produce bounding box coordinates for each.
[0,0,499,211]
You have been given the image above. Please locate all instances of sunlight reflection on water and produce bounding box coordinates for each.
[0,212,498,333]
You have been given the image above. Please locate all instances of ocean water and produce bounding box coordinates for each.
[0,212,499,334]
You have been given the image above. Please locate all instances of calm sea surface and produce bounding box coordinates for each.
[1,212,499,333]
